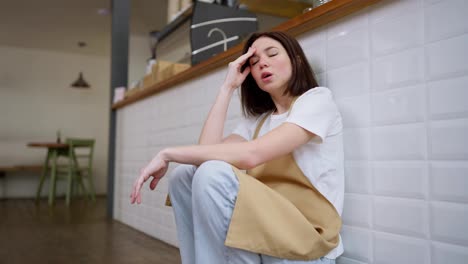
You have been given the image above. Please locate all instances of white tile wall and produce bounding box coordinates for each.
[424,0,468,43]
[114,0,468,262]
[342,194,373,228]
[372,123,427,160]
[373,232,430,264]
[371,12,423,57]
[431,241,468,264]
[426,34,468,81]
[430,201,468,246]
[373,197,429,238]
[345,161,372,194]
[372,161,427,199]
[430,118,468,160]
[327,62,370,99]
[341,226,373,262]
[430,161,468,203]
[428,76,468,120]
[372,48,424,91]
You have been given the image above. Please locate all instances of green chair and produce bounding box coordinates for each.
[62,138,96,205]
[36,138,96,206]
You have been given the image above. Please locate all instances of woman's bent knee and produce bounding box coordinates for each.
[192,160,238,196]
[168,164,196,192]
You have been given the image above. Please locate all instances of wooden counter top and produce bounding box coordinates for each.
[113,0,381,110]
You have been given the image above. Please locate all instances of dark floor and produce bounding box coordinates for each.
[0,197,181,264]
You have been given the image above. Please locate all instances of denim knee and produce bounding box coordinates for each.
[192,160,238,200]
[168,164,196,196]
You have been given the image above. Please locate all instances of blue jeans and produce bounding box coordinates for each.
[168,160,335,264]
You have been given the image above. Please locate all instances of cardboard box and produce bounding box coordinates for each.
[151,61,173,82]
[152,61,190,83]
[124,86,141,98]
[141,74,154,89]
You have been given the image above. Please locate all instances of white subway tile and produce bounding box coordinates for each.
[426,34,468,81]
[371,85,426,126]
[302,36,327,74]
[371,12,423,57]
[425,0,468,43]
[164,228,179,247]
[337,257,368,264]
[428,76,468,120]
[430,161,468,203]
[431,241,468,264]
[344,128,370,160]
[372,161,427,199]
[327,9,369,40]
[328,62,370,99]
[298,29,327,47]
[336,95,371,128]
[342,194,372,228]
[227,97,242,119]
[431,201,468,246]
[341,226,372,262]
[345,161,371,194]
[424,0,442,5]
[372,123,427,160]
[327,29,369,69]
[185,104,210,126]
[430,119,468,160]
[316,72,326,87]
[373,232,430,264]
[370,0,422,24]
[372,48,424,91]
[374,197,429,238]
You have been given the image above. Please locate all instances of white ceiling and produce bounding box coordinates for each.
[0,0,168,56]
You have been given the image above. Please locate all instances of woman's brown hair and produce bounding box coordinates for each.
[240,31,318,117]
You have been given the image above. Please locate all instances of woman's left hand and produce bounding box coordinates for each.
[130,153,169,204]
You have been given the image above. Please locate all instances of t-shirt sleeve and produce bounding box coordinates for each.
[286,87,338,143]
[231,116,259,141]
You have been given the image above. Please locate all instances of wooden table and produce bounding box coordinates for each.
[28,142,69,206]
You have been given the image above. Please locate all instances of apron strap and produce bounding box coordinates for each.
[252,114,269,140]
[252,96,299,140]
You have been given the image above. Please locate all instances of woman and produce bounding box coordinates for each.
[130,31,344,264]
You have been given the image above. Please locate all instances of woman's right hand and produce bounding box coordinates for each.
[222,47,256,91]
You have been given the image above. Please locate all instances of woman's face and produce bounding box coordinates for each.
[248,37,292,95]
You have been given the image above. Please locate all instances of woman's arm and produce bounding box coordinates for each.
[197,86,235,144]
[198,47,256,145]
[166,122,314,169]
[131,122,314,204]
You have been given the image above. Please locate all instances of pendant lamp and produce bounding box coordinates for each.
[71,41,91,89]
[71,72,90,88]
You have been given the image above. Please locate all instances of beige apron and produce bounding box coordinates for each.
[224,114,342,260]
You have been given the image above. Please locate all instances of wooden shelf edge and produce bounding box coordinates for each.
[112,0,381,110]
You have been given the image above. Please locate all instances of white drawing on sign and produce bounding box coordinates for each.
[192,27,239,55]
[209,28,228,51]
[191,17,257,29]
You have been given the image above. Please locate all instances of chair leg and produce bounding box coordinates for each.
[66,167,73,206]
[77,173,87,198]
[48,151,58,206]
[36,151,50,203]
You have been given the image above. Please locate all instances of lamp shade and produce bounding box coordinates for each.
[71,72,90,88]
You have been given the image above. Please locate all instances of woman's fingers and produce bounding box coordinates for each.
[233,47,256,67]
[131,158,168,204]
[130,172,146,204]
[150,176,160,190]
[241,66,251,79]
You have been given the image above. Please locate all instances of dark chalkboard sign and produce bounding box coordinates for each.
[190,1,258,65]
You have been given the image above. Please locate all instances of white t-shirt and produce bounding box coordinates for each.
[232,86,344,259]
